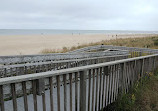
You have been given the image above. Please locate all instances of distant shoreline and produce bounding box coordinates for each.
[0,29,158,35]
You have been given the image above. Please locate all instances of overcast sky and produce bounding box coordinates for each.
[0,0,157,30]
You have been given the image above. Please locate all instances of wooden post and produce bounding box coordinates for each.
[0,85,4,111]
[49,77,54,111]
[32,80,38,111]
[126,63,129,92]
[69,73,72,111]
[131,62,135,87]
[121,63,126,94]
[11,83,17,111]
[153,56,156,70]
[134,60,138,81]
[141,59,144,83]
[91,69,95,111]
[63,74,67,111]
[22,81,28,111]
[155,56,158,67]
[88,69,91,111]
[104,66,109,107]
[75,72,78,111]
[139,52,142,56]
[36,79,45,95]
[19,67,24,75]
[95,68,99,110]
[80,70,87,111]
[119,63,123,94]
[36,64,45,95]
[108,66,112,104]
[102,67,106,108]
[115,64,119,100]
[98,67,102,110]
[57,75,60,111]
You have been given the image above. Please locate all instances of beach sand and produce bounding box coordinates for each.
[0,34,156,56]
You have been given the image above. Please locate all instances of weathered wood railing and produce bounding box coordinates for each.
[0,55,128,78]
[69,45,158,54]
[0,54,157,111]
[0,50,128,65]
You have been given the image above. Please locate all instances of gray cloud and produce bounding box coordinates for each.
[0,0,157,30]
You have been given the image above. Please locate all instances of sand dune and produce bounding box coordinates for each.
[0,34,156,56]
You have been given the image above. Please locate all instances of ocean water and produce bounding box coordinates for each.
[0,29,158,35]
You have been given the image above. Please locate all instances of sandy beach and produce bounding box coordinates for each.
[0,34,156,56]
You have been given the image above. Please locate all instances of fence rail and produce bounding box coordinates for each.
[2,44,157,65]
[0,55,128,78]
[0,50,128,65]
[0,54,157,111]
[69,45,158,54]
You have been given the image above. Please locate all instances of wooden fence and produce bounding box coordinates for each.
[0,55,128,78]
[0,54,157,111]
[0,50,128,65]
[68,45,158,54]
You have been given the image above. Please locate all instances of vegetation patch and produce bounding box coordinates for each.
[105,69,158,111]
[40,36,158,54]
[153,38,158,46]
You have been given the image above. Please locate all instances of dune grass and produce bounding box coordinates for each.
[110,69,158,111]
[40,36,158,54]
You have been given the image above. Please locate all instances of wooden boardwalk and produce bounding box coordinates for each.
[0,45,158,111]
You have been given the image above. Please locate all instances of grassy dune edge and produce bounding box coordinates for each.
[41,36,158,53]
[106,69,158,111]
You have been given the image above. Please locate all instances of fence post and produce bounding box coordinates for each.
[139,51,142,56]
[141,59,145,83]
[134,60,137,81]
[119,63,124,94]
[36,79,45,95]
[36,64,46,95]
[155,56,157,67]
[153,56,156,70]
[0,85,4,111]
[19,67,24,75]
[80,70,87,111]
